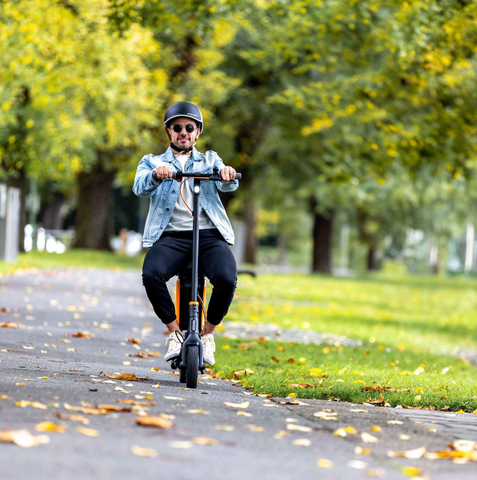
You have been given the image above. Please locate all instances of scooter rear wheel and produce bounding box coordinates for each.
[186,345,199,389]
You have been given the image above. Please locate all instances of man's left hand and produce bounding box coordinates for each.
[220,166,236,182]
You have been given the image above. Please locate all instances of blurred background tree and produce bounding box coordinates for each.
[2,0,477,275]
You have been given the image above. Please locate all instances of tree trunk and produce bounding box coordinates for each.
[7,175,28,253]
[40,193,67,229]
[243,195,257,264]
[73,163,114,250]
[366,246,379,271]
[310,197,334,273]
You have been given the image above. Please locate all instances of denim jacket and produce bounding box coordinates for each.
[133,147,239,247]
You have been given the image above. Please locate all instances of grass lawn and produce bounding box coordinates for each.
[213,263,477,412]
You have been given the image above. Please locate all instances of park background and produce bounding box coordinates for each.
[1,0,477,412]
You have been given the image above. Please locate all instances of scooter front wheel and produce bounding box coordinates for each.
[186,345,199,388]
[179,368,186,383]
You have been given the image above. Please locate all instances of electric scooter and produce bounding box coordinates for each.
[169,167,242,388]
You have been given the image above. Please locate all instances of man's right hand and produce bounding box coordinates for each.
[153,163,173,180]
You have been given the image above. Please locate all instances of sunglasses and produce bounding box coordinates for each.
[171,123,197,133]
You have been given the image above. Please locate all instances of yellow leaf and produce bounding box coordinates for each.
[192,437,219,446]
[224,401,250,409]
[131,445,158,457]
[371,425,382,432]
[344,426,357,434]
[361,432,379,443]
[221,345,230,350]
[136,416,174,429]
[215,425,235,431]
[288,393,297,398]
[401,466,424,476]
[246,425,264,432]
[317,458,333,468]
[388,446,426,459]
[35,422,66,433]
[0,429,50,447]
[287,424,313,432]
[54,413,89,425]
[75,427,99,437]
[187,410,209,415]
[292,438,311,446]
[237,411,253,417]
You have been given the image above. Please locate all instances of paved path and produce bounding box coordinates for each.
[0,268,476,479]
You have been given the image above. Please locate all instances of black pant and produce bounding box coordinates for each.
[142,229,237,325]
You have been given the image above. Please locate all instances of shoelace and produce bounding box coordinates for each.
[165,331,184,347]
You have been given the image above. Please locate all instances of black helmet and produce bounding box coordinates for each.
[163,101,203,132]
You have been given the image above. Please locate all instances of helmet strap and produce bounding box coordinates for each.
[170,142,193,154]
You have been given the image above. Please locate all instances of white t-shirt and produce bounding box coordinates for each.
[164,155,217,232]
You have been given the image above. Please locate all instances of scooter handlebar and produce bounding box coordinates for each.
[172,171,242,181]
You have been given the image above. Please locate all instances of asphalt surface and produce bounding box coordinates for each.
[0,268,476,479]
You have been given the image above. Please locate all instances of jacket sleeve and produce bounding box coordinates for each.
[132,154,163,198]
[213,152,239,193]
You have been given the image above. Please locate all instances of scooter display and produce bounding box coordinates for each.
[169,167,242,388]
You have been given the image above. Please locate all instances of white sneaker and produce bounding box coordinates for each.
[202,334,216,366]
[164,332,183,361]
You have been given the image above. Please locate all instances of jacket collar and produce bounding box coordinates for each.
[163,147,202,172]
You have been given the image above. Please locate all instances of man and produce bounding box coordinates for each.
[132,101,238,366]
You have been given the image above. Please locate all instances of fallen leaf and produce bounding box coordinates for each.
[117,399,155,406]
[215,425,235,431]
[288,383,315,389]
[387,420,403,425]
[292,438,311,446]
[16,400,47,410]
[350,409,368,413]
[348,460,367,470]
[54,413,89,425]
[287,424,313,432]
[361,432,379,444]
[192,437,218,446]
[388,446,426,459]
[22,346,35,350]
[246,425,264,432]
[127,338,141,344]
[187,410,209,415]
[371,425,382,432]
[317,458,333,469]
[136,416,174,429]
[451,440,476,452]
[0,322,18,328]
[163,396,185,401]
[96,405,132,412]
[75,427,99,437]
[66,332,92,339]
[225,401,250,409]
[233,369,254,379]
[366,468,385,477]
[131,445,158,457]
[0,429,50,447]
[64,404,108,415]
[399,434,411,440]
[171,441,192,449]
[355,446,371,455]
[99,372,150,382]
[334,426,357,437]
[401,467,424,476]
[366,394,385,405]
[35,422,66,433]
[313,411,339,421]
[237,411,253,417]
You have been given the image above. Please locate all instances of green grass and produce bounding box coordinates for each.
[0,249,145,275]
[210,262,477,411]
[214,337,477,412]
[229,264,477,355]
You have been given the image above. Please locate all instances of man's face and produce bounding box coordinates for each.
[167,117,200,150]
